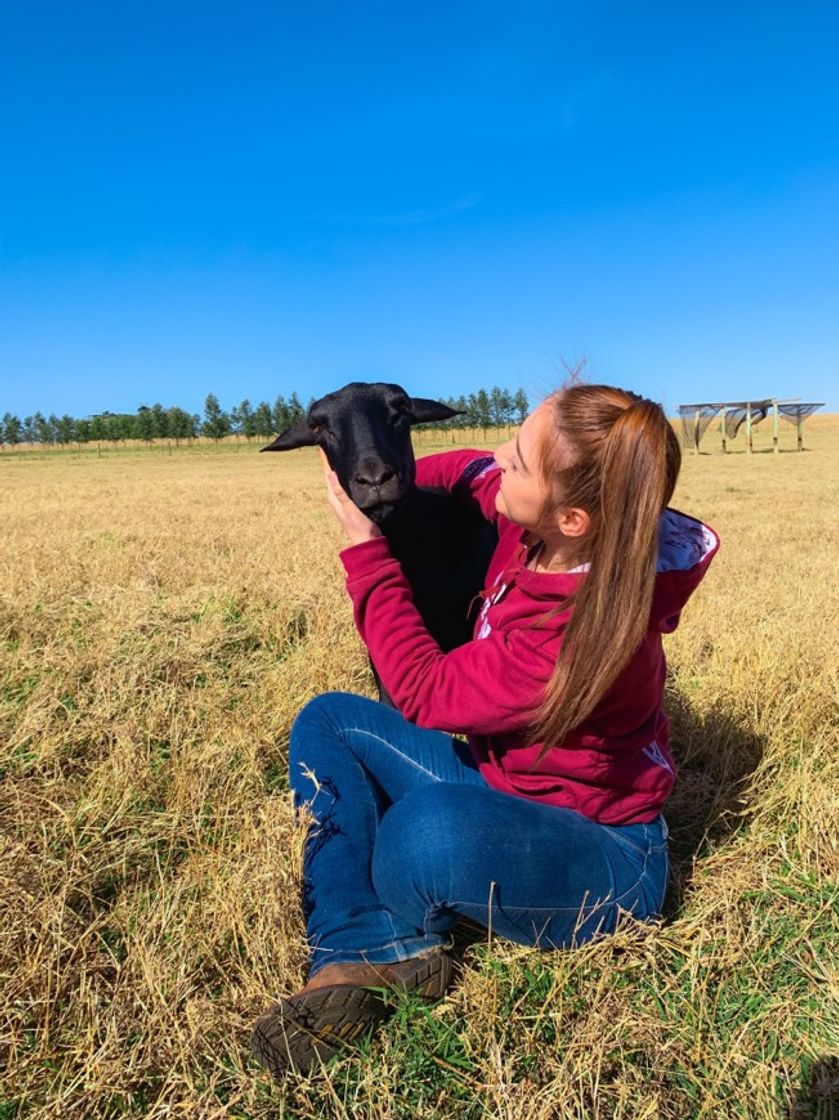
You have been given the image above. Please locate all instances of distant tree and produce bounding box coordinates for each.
[272,395,289,434]
[165,408,181,443]
[22,415,36,446]
[513,388,529,424]
[76,418,92,444]
[90,414,107,448]
[489,386,504,429]
[55,415,76,446]
[150,402,169,440]
[238,399,257,440]
[287,392,305,424]
[98,412,117,445]
[101,412,133,445]
[34,413,53,445]
[2,413,22,447]
[489,386,502,429]
[168,407,196,444]
[255,401,275,439]
[203,394,230,440]
[136,405,155,444]
[474,389,491,439]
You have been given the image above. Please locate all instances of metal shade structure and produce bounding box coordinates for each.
[677,399,825,454]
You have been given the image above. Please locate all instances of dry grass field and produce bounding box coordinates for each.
[1,413,838,1119]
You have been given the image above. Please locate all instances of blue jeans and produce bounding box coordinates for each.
[289,692,670,977]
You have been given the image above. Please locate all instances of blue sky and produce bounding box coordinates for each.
[2,1,838,418]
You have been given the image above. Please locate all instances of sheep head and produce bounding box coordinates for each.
[261,381,462,525]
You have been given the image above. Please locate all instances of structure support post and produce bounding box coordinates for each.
[796,407,803,451]
[746,403,753,454]
[772,402,779,454]
[720,407,728,453]
[692,408,700,454]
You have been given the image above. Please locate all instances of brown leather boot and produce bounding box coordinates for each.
[301,951,453,999]
[252,949,453,1078]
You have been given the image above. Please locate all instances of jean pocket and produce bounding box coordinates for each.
[602,821,656,860]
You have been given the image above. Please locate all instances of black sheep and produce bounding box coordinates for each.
[262,381,498,706]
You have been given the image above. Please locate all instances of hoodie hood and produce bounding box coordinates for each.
[651,508,720,633]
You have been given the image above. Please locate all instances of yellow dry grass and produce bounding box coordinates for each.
[1,415,837,1119]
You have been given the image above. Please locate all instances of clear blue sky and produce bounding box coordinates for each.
[2,1,838,418]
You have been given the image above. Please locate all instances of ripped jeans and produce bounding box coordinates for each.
[289,692,670,977]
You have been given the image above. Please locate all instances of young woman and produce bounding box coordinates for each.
[252,382,719,1078]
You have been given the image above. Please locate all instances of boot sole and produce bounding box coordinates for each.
[252,985,390,1076]
[252,952,453,1077]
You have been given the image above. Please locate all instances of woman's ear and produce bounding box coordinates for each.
[555,506,591,539]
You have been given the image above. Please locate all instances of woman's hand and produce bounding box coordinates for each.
[320,449,383,547]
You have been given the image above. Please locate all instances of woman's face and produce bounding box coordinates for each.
[493,405,559,529]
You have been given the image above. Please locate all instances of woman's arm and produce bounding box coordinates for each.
[340,535,563,735]
[322,458,552,732]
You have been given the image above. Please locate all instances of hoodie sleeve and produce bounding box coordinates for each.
[414,449,502,525]
[339,536,560,734]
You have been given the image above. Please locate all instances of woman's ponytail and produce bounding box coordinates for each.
[529,386,681,759]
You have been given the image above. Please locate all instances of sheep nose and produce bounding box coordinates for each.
[355,466,396,488]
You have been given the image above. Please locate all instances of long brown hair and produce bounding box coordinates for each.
[529,383,681,758]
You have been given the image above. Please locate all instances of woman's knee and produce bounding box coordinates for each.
[291,690,388,738]
[289,691,355,755]
[371,784,470,887]
[292,690,353,729]
[289,690,397,802]
[288,691,351,795]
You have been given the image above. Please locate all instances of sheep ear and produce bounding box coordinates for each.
[407,397,464,424]
[260,420,318,452]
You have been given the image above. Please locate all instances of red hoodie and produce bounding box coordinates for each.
[339,449,720,825]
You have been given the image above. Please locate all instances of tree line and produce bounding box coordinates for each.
[0,386,529,449]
